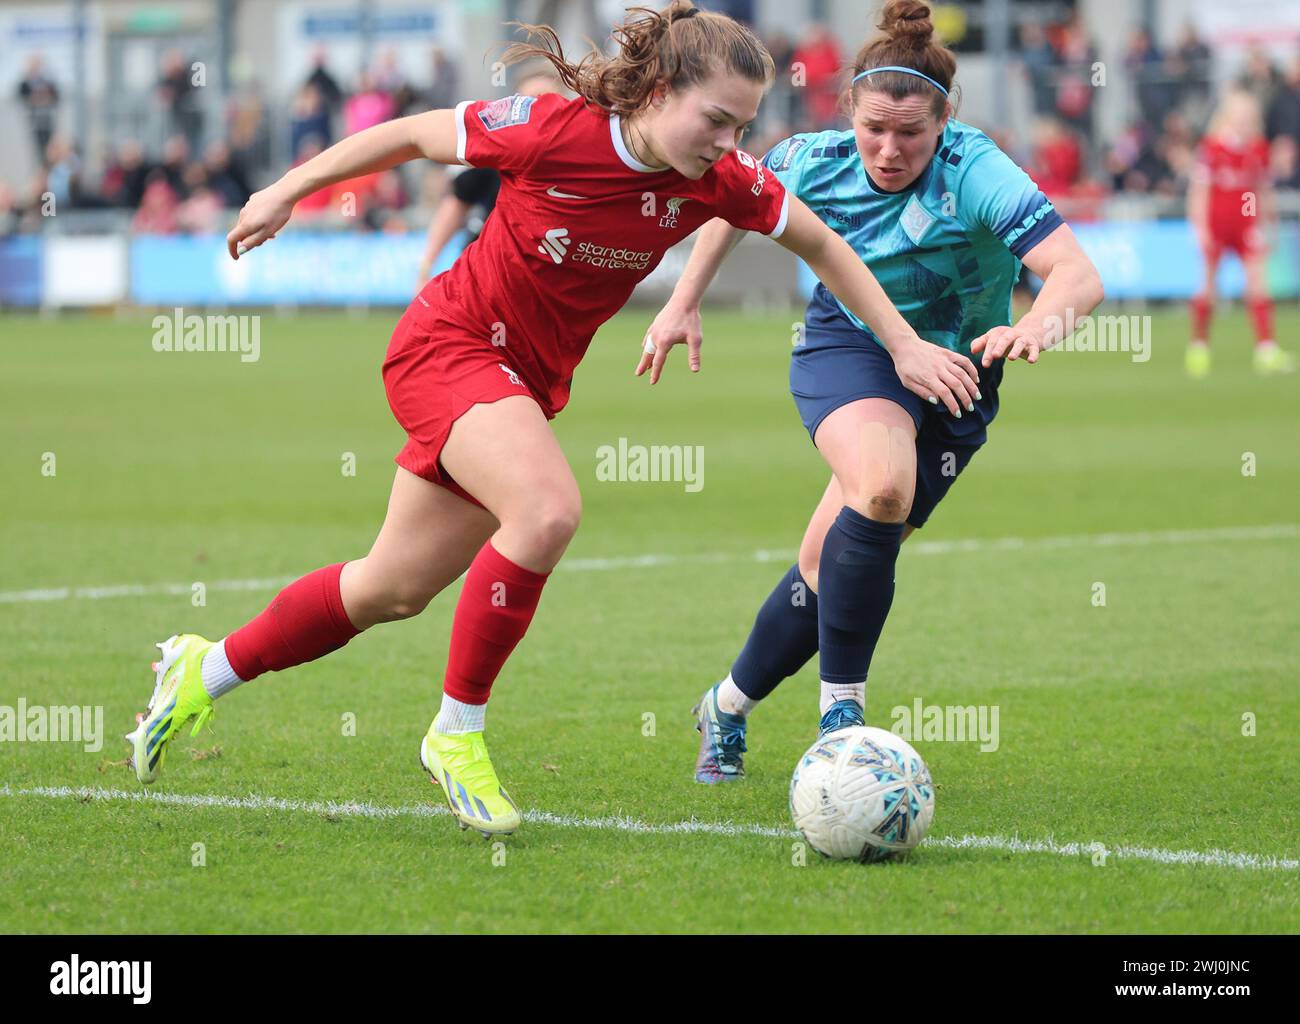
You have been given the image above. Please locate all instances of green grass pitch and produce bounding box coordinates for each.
[1,304,1297,933]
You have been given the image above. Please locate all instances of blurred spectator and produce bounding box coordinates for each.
[1105,111,1196,196]
[1170,23,1213,108]
[761,29,797,131]
[1019,22,1058,118]
[1237,47,1281,115]
[18,54,60,166]
[1050,13,1099,141]
[373,47,405,94]
[177,164,224,234]
[305,45,344,115]
[43,136,82,210]
[156,50,204,149]
[1266,53,1300,142]
[1273,134,1300,189]
[290,83,333,159]
[374,48,423,119]
[0,181,25,236]
[1030,118,1083,198]
[99,140,151,208]
[1159,112,1198,192]
[159,136,193,199]
[344,71,396,136]
[131,172,180,234]
[203,141,252,207]
[364,169,409,232]
[225,83,270,178]
[1124,29,1176,130]
[426,47,461,113]
[791,23,842,131]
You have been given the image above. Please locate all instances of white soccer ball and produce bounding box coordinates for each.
[789,725,935,862]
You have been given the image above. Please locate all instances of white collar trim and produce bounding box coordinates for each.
[610,114,669,173]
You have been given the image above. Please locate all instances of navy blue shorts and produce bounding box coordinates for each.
[790,287,1003,528]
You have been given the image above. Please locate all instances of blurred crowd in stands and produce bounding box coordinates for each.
[4,14,1300,237]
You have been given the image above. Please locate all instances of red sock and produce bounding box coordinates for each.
[1249,298,1274,344]
[443,542,550,705]
[224,563,360,681]
[1190,296,1213,342]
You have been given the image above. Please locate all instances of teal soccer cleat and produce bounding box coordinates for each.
[818,698,865,737]
[692,683,748,783]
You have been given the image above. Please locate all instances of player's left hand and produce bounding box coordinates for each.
[970,325,1044,367]
[226,185,294,260]
[635,300,703,385]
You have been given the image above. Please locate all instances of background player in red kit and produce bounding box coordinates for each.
[1187,89,1294,377]
[127,1,981,837]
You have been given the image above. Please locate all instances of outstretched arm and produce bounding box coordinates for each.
[227,109,462,259]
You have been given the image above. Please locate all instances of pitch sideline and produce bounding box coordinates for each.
[2,783,1296,872]
[2,523,1297,605]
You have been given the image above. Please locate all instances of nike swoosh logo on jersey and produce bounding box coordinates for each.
[546,186,586,199]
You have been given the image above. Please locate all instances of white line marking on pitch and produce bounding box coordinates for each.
[2,523,1296,605]
[2,784,1296,871]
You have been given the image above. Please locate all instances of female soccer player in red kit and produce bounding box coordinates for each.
[127,1,980,837]
[1187,89,1293,377]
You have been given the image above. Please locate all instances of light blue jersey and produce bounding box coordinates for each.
[763,120,1062,354]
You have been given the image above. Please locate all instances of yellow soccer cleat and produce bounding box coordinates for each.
[419,726,521,837]
[1254,344,1296,376]
[1185,343,1211,379]
[126,634,216,784]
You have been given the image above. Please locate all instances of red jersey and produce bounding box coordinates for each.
[413,92,790,416]
[1194,135,1271,227]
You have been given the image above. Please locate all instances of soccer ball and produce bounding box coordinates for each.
[789,725,935,862]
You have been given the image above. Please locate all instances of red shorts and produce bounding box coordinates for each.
[382,304,541,507]
[1206,217,1264,260]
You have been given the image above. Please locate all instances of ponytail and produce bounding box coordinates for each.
[501,1,773,117]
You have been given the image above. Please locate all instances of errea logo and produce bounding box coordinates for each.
[734,149,766,195]
[537,227,570,263]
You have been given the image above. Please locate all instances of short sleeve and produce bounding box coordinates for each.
[959,143,1064,259]
[710,148,791,238]
[455,93,568,175]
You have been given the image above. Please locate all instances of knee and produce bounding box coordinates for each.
[844,482,912,524]
[512,490,582,554]
[367,583,434,624]
[347,561,435,624]
[797,550,820,593]
[798,528,824,588]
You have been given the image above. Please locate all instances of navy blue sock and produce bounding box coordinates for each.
[730,564,820,701]
[818,507,905,686]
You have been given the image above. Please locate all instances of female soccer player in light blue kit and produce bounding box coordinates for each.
[638,0,1104,781]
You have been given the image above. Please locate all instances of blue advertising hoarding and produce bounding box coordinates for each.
[128,232,466,306]
[0,237,43,306]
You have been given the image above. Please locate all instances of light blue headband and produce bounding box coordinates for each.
[852,65,949,97]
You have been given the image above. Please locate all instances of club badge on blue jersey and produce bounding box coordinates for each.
[899,194,936,245]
